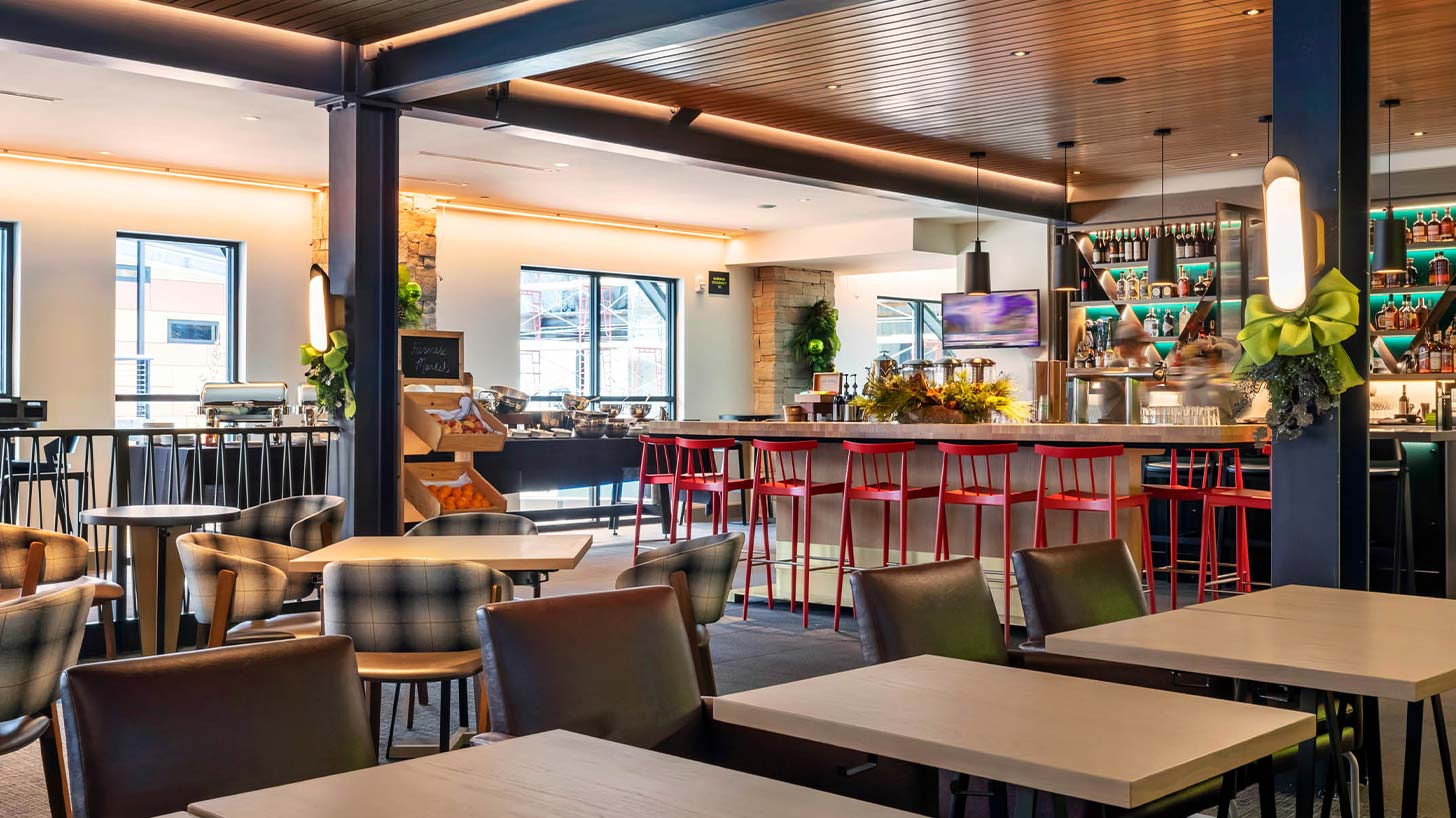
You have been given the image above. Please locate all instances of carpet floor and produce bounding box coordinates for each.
[1,521,1450,817]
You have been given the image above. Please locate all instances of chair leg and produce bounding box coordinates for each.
[898,495,909,567]
[98,600,117,659]
[368,681,383,748]
[475,672,489,734]
[790,496,801,614]
[973,506,984,561]
[39,706,68,818]
[881,500,890,567]
[1237,507,1251,593]
[439,680,453,753]
[743,493,759,620]
[406,681,416,729]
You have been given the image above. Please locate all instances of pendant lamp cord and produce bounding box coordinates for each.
[1159,132,1166,234]
[975,154,981,243]
[1062,145,1069,227]
[1387,102,1394,206]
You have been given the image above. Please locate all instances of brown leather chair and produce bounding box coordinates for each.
[61,636,375,818]
[474,584,940,815]
[849,558,1008,667]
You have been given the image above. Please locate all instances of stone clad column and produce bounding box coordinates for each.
[312,190,440,329]
[752,266,834,414]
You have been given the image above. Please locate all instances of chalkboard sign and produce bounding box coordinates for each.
[399,330,464,384]
[708,271,730,295]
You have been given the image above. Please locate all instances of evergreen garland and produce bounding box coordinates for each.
[788,299,840,372]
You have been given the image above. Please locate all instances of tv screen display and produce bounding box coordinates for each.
[941,290,1041,349]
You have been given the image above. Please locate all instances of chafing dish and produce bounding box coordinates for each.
[485,385,530,414]
[867,351,899,382]
[0,397,46,429]
[560,393,599,412]
[200,382,288,427]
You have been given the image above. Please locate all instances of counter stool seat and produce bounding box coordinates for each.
[1143,448,1242,609]
[743,439,845,627]
[633,436,679,557]
[673,438,750,545]
[1199,486,1271,601]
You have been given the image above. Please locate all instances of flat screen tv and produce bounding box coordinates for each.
[941,290,1041,349]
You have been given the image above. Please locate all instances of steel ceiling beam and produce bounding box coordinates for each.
[363,0,864,104]
[0,0,347,98]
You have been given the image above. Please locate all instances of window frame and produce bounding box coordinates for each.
[876,295,943,361]
[519,265,678,415]
[0,223,13,395]
[114,232,241,411]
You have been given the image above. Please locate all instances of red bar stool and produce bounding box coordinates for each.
[632,435,679,558]
[741,439,845,622]
[673,437,752,541]
[1031,444,1156,612]
[1142,448,1241,609]
[833,441,938,631]
[932,442,1037,643]
[1199,446,1270,601]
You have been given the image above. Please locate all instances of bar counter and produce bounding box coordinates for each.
[649,420,1267,627]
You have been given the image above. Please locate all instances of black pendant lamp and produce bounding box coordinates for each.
[965,151,992,294]
[1373,99,1407,274]
[1052,140,1080,291]
[1147,128,1177,286]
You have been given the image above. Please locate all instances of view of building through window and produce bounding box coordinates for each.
[114,235,237,421]
[875,296,943,364]
[0,223,11,395]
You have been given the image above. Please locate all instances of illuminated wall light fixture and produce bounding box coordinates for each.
[1263,156,1315,311]
[307,264,341,352]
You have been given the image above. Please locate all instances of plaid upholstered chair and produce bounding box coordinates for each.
[0,524,120,658]
[177,533,322,647]
[219,495,344,552]
[323,559,513,757]
[0,583,94,818]
[407,512,543,597]
[614,532,742,695]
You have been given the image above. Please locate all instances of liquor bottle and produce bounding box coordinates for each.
[1443,208,1455,242]
[1192,271,1208,297]
[1161,307,1177,337]
[1433,251,1451,286]
[1205,315,1216,337]
[1399,386,1412,417]
[1407,257,1419,287]
[1406,217,1414,245]
[1143,308,1160,335]
[1177,266,1191,297]
[1414,212,1429,243]
[1430,212,1445,243]
[1443,330,1455,373]
[1416,336,1432,373]
[1122,229,1134,264]
[1379,299,1397,331]
[1417,297,1431,329]
[1400,295,1416,330]
[1372,265,1386,291]
[1177,303,1192,334]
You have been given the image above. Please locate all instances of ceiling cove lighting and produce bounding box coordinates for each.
[1413,131,1426,137]
[1148,128,1176,286]
[1052,141,1081,292]
[443,202,734,240]
[0,149,317,193]
[1263,156,1310,311]
[1010,50,1030,57]
[1373,99,1407,275]
[1243,8,1264,15]
[965,150,991,295]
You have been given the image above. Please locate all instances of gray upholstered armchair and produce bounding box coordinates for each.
[177,532,321,646]
[615,531,742,694]
[0,524,122,658]
[407,512,542,597]
[219,495,345,552]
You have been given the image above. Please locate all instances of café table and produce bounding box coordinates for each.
[183,729,918,818]
[1044,585,1456,818]
[288,533,593,575]
[711,654,1313,816]
[81,503,240,655]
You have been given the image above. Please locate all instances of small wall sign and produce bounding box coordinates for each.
[708,271,730,295]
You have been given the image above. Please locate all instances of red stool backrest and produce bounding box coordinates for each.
[638,435,679,479]
[751,439,818,487]
[937,442,1018,494]
[1167,448,1243,490]
[675,437,736,483]
[1032,443,1126,501]
[842,440,917,491]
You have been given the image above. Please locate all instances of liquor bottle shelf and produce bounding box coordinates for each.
[1369,372,1456,381]
[1372,329,1424,338]
[1091,256,1216,270]
[1370,285,1450,296]
[1368,241,1456,253]
[1074,296,1212,309]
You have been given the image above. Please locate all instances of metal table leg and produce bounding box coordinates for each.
[1432,694,1456,815]
[154,524,170,655]
[1403,699,1423,818]
[1365,695,1386,818]
[1297,687,1319,818]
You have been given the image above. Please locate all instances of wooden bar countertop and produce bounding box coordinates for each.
[648,420,1266,445]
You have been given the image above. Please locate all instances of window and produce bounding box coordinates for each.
[115,234,239,421]
[0,224,12,395]
[519,267,676,412]
[876,296,943,364]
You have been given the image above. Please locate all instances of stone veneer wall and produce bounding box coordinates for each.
[310,191,439,329]
[752,265,836,414]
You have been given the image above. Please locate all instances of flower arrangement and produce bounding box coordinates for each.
[1234,268,1363,439]
[300,330,355,420]
[852,372,1028,424]
[398,264,424,329]
[788,299,840,372]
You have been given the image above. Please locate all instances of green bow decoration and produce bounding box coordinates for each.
[1236,268,1364,395]
[300,329,356,419]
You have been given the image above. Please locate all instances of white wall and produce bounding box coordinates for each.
[836,267,958,381]
[435,208,751,420]
[0,160,314,426]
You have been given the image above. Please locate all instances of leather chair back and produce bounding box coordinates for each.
[61,636,375,818]
[407,511,537,537]
[324,559,512,652]
[1012,538,1149,648]
[477,585,708,757]
[615,532,742,625]
[849,558,1008,666]
[0,584,93,721]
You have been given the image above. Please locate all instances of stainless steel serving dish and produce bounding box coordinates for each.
[200,382,289,426]
[604,417,630,438]
[487,385,530,414]
[574,411,609,438]
[559,393,598,412]
[628,403,653,420]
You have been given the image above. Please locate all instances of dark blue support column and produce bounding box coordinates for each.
[1269,0,1370,588]
[327,99,401,536]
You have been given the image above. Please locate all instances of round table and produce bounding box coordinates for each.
[81,504,240,655]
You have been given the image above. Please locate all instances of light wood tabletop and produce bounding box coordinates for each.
[186,730,919,818]
[288,534,593,573]
[710,654,1313,809]
[1192,584,1456,634]
[1044,603,1456,701]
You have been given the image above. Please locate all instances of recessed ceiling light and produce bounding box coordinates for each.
[1091,76,1126,86]
[757,203,777,209]
[242,115,261,121]
[1242,8,1263,15]
[1229,152,1241,157]
[553,162,570,168]
[1072,170,1082,175]
[824,83,841,90]
[98,151,113,155]
[1413,131,1426,137]
[1011,50,1030,57]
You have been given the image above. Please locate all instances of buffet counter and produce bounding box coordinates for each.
[648,420,1267,627]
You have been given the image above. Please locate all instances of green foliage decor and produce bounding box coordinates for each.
[300,329,355,420]
[398,264,424,329]
[789,299,840,372]
[852,372,1029,424]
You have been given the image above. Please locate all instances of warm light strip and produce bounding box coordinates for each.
[0,149,319,193]
[1369,201,1456,214]
[442,202,733,240]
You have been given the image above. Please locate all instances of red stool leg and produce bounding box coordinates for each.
[1001,503,1013,645]
[1198,500,1214,603]
[790,497,801,613]
[833,496,852,631]
[668,485,679,545]
[804,490,815,609]
[633,479,647,559]
[973,506,984,560]
[934,493,948,561]
[742,493,759,620]
[1237,507,1251,593]
[881,500,891,567]
[1168,500,1179,610]
[1140,502,1156,613]
[898,494,909,567]
[761,495,775,610]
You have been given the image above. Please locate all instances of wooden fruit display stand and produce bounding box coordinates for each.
[398,329,509,529]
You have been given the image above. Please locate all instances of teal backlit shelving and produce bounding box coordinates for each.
[1366,198,1456,377]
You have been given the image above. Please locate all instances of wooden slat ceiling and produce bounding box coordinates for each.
[538,0,1456,187]
[141,0,526,42]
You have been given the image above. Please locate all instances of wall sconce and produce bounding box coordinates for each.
[308,264,340,351]
[1263,156,1313,311]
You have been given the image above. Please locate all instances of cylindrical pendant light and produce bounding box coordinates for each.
[1373,99,1407,274]
[1052,141,1080,291]
[965,151,992,294]
[1148,128,1177,286]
